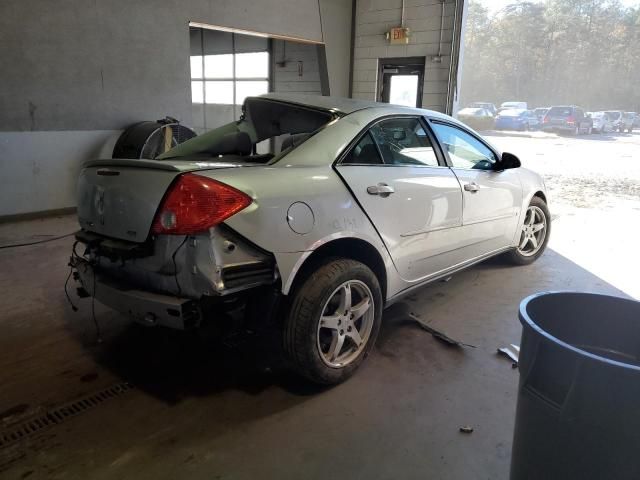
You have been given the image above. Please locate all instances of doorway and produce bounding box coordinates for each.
[378,57,425,108]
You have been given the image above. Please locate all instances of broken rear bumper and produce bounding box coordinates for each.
[73,258,201,329]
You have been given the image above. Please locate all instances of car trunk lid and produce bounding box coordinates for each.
[77,158,245,243]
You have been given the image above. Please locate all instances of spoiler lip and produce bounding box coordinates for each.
[82,158,247,172]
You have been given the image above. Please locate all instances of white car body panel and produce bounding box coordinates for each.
[337,164,465,282]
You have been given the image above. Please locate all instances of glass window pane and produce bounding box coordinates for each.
[191,81,204,103]
[235,52,269,78]
[389,75,419,107]
[190,56,203,79]
[205,81,234,104]
[204,54,233,79]
[342,132,383,165]
[369,117,439,166]
[235,80,269,105]
[431,122,496,170]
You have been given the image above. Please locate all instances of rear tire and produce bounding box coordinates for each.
[506,196,551,266]
[283,258,382,385]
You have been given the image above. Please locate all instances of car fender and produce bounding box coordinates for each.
[275,230,394,295]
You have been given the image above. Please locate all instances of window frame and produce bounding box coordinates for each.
[426,118,501,171]
[335,115,448,168]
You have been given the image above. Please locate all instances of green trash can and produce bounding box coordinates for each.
[511,292,640,480]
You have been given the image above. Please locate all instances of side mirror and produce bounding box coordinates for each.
[496,152,521,170]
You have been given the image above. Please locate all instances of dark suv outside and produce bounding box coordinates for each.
[542,106,593,135]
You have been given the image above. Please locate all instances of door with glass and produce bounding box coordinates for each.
[378,57,425,108]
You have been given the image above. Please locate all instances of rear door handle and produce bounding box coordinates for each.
[367,183,395,197]
[464,182,480,193]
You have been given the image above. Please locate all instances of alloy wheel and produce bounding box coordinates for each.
[317,280,375,367]
[517,205,548,257]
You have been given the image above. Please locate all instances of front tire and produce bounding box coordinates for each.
[506,196,551,265]
[284,258,382,384]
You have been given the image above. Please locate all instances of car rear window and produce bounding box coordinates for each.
[500,109,526,117]
[547,107,573,116]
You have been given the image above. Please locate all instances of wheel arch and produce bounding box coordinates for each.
[533,190,547,203]
[285,237,388,302]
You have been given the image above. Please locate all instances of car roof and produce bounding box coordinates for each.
[255,93,450,120]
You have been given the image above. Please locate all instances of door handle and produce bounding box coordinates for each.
[367,183,395,197]
[464,182,480,193]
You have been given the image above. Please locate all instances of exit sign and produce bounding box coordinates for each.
[387,27,410,45]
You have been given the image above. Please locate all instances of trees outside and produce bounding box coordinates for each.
[459,0,640,111]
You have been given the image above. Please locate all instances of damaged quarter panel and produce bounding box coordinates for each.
[204,163,390,295]
[201,116,396,295]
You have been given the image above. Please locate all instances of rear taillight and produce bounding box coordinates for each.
[152,173,252,235]
[566,116,575,124]
[543,116,549,123]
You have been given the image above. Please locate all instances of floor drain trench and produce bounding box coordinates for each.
[0,382,134,449]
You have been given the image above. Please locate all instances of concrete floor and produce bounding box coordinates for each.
[0,211,629,480]
[1,133,637,479]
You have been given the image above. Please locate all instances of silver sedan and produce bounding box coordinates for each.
[72,94,550,384]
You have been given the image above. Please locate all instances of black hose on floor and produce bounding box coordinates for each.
[0,232,75,249]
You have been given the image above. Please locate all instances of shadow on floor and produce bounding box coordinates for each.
[90,315,328,406]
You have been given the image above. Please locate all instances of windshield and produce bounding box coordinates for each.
[606,111,621,120]
[499,109,526,117]
[547,107,573,117]
[459,108,484,115]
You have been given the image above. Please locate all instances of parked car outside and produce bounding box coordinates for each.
[542,106,593,135]
[71,93,549,384]
[633,112,640,129]
[469,102,497,116]
[525,110,541,130]
[499,101,528,112]
[588,111,613,134]
[495,108,534,131]
[605,111,623,131]
[621,112,635,133]
[457,107,495,130]
[534,107,549,122]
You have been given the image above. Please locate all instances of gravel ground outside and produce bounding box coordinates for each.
[484,130,640,299]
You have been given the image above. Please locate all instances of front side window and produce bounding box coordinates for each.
[369,117,440,167]
[431,122,496,170]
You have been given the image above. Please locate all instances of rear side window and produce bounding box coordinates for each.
[369,117,440,167]
[342,132,383,165]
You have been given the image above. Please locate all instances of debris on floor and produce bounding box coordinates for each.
[408,313,477,348]
[497,344,520,367]
[459,426,474,434]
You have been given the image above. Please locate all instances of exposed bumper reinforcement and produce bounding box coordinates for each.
[73,258,201,329]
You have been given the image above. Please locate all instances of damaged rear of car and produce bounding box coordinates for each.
[71,96,336,330]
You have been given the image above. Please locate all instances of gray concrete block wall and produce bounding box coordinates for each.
[352,0,455,111]
[0,0,350,217]
[273,41,322,96]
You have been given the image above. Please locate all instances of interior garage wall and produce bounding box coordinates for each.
[351,0,455,112]
[0,0,350,217]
